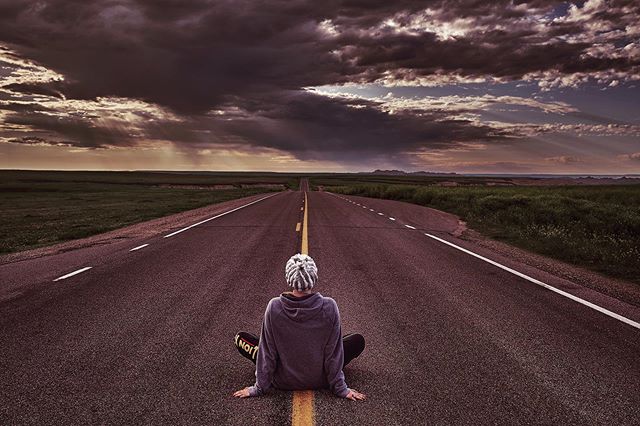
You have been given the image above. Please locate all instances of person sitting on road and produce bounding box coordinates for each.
[232,253,366,401]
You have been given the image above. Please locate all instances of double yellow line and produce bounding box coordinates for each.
[292,190,314,426]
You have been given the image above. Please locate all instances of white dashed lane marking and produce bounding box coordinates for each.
[164,192,279,238]
[129,244,149,252]
[53,267,92,282]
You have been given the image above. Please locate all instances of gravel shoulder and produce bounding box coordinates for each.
[460,226,640,308]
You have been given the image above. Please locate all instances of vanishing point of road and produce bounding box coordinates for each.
[1,179,639,425]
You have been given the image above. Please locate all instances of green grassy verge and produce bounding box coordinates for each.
[307,173,523,189]
[0,170,294,254]
[325,183,640,284]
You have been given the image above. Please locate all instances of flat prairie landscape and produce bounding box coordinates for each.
[0,170,298,254]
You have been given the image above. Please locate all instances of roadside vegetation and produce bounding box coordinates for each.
[0,170,296,254]
[308,174,515,188]
[325,182,640,284]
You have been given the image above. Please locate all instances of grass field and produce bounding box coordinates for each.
[0,170,297,254]
[308,173,515,188]
[321,180,640,284]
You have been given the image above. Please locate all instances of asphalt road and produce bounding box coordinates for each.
[2,180,640,425]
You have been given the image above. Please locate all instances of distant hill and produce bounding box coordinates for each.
[366,169,457,176]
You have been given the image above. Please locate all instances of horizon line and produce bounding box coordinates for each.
[1,168,639,177]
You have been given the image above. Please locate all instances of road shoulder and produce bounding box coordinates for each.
[0,191,285,265]
[340,193,640,311]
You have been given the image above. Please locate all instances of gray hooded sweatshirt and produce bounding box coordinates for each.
[248,292,349,397]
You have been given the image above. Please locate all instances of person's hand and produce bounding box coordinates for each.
[233,387,252,398]
[346,389,366,401]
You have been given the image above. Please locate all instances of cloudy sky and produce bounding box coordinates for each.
[0,0,639,173]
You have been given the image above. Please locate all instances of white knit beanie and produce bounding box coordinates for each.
[285,253,318,291]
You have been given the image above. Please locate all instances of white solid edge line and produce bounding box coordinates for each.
[164,192,280,238]
[130,244,149,252]
[327,189,640,330]
[423,232,640,330]
[53,266,92,282]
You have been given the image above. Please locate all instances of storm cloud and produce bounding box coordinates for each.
[0,0,639,166]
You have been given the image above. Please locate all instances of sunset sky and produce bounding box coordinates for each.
[0,0,639,173]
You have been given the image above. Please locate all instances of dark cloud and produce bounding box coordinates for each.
[4,90,508,165]
[3,82,66,99]
[206,91,508,162]
[0,0,347,112]
[4,110,137,148]
[1,0,638,162]
[8,136,71,147]
[343,32,602,80]
[4,0,637,110]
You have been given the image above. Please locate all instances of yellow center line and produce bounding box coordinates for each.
[292,189,314,426]
[301,192,309,256]
[292,390,314,426]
